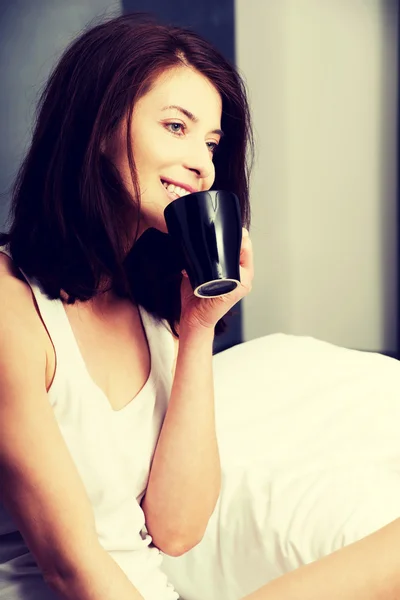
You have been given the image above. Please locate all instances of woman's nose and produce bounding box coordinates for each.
[183,142,213,180]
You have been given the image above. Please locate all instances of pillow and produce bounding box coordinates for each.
[161,334,400,600]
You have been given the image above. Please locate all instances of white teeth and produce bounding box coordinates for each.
[161,181,190,198]
[175,187,189,197]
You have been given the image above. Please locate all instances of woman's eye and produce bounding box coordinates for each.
[207,141,219,154]
[165,122,185,135]
[164,122,219,154]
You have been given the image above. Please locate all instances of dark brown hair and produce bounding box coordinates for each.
[0,12,253,336]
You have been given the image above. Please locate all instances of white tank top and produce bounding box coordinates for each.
[0,245,179,600]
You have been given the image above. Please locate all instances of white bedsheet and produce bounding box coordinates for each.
[162,334,400,600]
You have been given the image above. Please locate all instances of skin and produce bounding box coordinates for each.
[105,64,222,234]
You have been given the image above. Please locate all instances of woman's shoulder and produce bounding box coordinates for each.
[0,251,32,308]
[0,250,26,281]
[0,253,48,352]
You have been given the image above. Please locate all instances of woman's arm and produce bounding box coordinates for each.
[0,270,144,600]
[141,324,220,556]
[46,546,145,600]
[142,230,253,556]
[242,518,400,600]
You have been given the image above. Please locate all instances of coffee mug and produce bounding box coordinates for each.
[164,190,242,298]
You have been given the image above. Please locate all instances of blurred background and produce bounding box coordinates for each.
[0,0,398,356]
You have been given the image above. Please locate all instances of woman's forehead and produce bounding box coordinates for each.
[136,66,222,120]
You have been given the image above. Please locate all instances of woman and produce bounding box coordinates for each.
[0,11,253,600]
[0,11,398,600]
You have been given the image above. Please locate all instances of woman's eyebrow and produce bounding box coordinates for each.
[161,104,224,137]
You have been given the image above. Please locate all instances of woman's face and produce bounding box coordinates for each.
[105,65,223,234]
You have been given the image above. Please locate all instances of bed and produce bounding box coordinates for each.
[161,333,400,599]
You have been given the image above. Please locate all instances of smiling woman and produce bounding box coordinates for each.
[103,66,224,232]
[0,12,253,337]
[0,11,254,600]
[0,9,395,600]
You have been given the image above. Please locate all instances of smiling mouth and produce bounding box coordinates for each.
[161,181,179,202]
[160,179,193,201]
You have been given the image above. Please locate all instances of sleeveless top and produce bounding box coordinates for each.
[0,245,179,600]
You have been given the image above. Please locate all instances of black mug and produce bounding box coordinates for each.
[164,190,242,298]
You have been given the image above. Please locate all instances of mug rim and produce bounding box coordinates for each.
[194,278,240,298]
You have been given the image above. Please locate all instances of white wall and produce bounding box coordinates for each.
[235,0,398,352]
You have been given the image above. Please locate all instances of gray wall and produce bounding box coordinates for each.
[0,1,121,228]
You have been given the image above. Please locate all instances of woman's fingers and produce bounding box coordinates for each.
[239,228,254,293]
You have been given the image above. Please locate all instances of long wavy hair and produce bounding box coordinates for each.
[0,12,253,336]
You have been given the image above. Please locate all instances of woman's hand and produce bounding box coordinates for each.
[179,228,254,333]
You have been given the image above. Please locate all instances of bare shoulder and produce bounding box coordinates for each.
[0,251,33,299]
[0,252,47,356]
